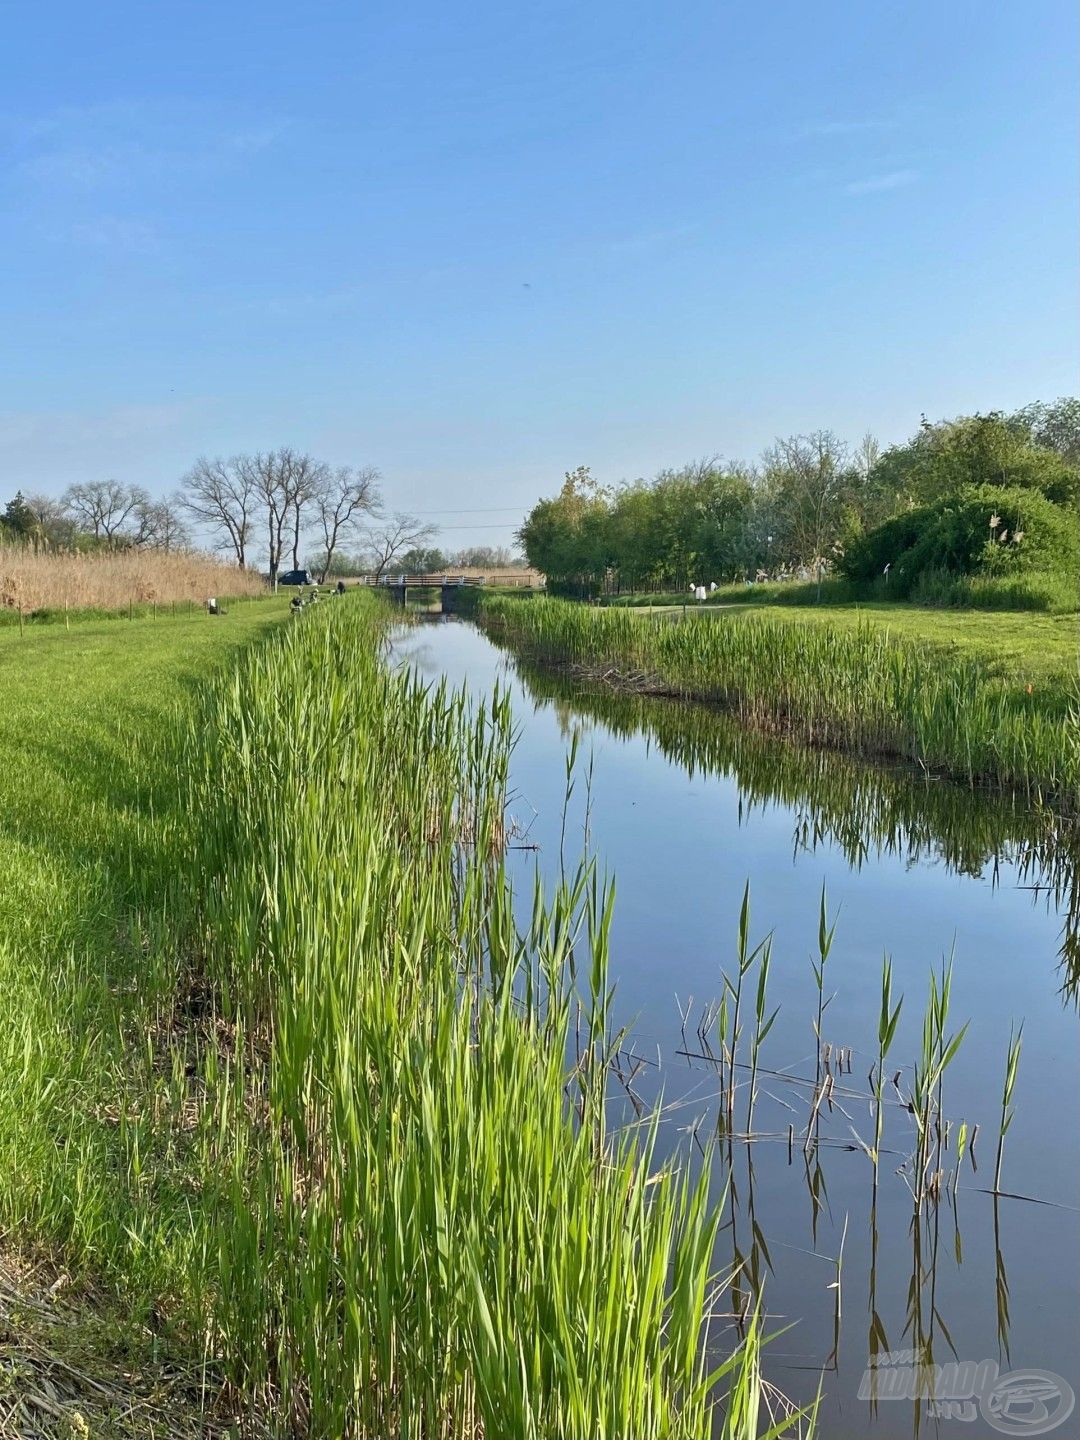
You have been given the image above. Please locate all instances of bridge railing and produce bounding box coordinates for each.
[355,573,542,589]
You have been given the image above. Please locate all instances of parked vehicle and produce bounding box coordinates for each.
[278,569,312,587]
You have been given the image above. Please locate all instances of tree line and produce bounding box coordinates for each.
[315,542,524,579]
[179,450,390,579]
[183,453,527,580]
[517,399,1080,597]
[1,449,466,583]
[2,483,191,554]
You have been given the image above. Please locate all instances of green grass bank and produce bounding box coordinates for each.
[0,596,789,1436]
[471,592,1080,810]
[601,593,1078,693]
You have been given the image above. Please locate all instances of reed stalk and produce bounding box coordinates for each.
[874,955,903,1180]
[474,592,1080,809]
[993,1024,1023,1194]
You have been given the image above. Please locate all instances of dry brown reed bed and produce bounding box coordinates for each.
[0,546,264,617]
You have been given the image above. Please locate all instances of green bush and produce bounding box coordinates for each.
[872,412,1080,508]
[839,485,1078,601]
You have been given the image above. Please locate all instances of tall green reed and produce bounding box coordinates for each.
[874,957,903,1178]
[475,593,1080,809]
[165,599,794,1437]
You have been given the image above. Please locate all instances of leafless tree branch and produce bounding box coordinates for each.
[362,512,438,582]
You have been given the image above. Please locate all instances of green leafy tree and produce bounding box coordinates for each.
[398,546,448,571]
[608,482,662,590]
[839,484,1078,597]
[2,491,36,538]
[517,467,611,595]
[869,413,1078,510]
[1008,396,1080,466]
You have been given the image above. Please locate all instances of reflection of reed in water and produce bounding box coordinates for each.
[669,889,1051,1427]
[496,636,1080,998]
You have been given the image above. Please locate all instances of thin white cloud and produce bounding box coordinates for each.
[223,123,286,156]
[22,144,144,188]
[0,99,145,144]
[0,400,213,498]
[844,169,920,195]
[251,285,369,320]
[7,102,285,194]
[0,401,196,450]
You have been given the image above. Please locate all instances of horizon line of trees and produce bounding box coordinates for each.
[517,399,1080,596]
[1,450,526,583]
[178,451,527,581]
[1,483,192,555]
[312,542,526,579]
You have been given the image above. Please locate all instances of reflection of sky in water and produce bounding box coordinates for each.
[392,617,1080,1440]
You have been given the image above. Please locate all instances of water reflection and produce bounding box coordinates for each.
[396,618,1080,1438]
[491,635,1080,998]
[678,1000,1047,1438]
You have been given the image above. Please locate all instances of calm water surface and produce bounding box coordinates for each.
[393,614,1079,1439]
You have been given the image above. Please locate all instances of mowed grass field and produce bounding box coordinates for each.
[622,600,1078,692]
[0,597,285,956]
[0,598,285,1427]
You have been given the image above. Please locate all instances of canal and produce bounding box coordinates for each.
[393,614,1079,1438]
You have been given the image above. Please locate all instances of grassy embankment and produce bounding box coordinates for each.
[0,595,787,1436]
[603,570,1079,615]
[471,592,1080,809]
[605,593,1078,693]
[0,598,282,1431]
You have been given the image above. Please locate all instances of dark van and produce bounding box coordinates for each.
[278,569,312,587]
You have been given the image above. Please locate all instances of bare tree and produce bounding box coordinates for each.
[362,512,438,582]
[287,454,330,573]
[23,493,77,547]
[315,465,381,581]
[854,431,881,480]
[63,479,143,543]
[131,494,191,552]
[179,450,371,577]
[451,544,516,568]
[178,458,257,568]
[847,430,895,532]
[246,448,325,583]
[248,452,283,581]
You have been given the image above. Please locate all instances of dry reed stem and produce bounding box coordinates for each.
[0,545,264,615]
[0,1249,254,1439]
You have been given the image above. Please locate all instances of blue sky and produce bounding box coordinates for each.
[2,0,1076,551]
